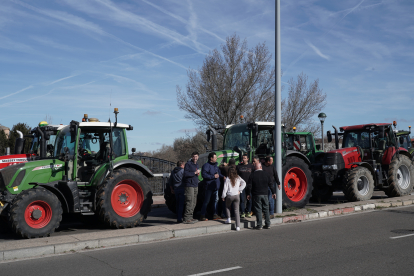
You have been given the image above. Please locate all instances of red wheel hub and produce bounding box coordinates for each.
[111,180,144,218]
[284,167,308,202]
[24,200,52,229]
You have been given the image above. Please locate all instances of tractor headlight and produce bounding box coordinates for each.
[322,164,338,170]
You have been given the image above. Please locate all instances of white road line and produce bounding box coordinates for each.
[188,266,242,276]
[390,233,414,239]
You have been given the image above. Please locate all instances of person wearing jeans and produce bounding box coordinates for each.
[222,166,246,231]
[262,156,281,219]
[200,152,225,221]
[236,154,254,218]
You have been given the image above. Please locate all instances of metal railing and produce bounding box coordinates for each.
[129,155,174,195]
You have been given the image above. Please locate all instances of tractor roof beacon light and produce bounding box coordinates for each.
[293,126,296,133]
[82,114,88,122]
[409,126,411,134]
[114,108,119,127]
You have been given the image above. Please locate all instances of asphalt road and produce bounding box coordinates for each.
[2,204,414,275]
[0,190,392,242]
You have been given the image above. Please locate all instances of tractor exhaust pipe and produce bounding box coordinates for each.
[14,130,25,154]
[207,126,218,151]
[37,127,47,158]
[332,126,339,149]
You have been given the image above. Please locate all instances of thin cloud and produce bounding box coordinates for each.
[47,75,77,86]
[143,110,161,116]
[305,40,330,60]
[0,85,33,100]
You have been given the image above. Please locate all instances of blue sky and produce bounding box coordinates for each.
[1,0,413,152]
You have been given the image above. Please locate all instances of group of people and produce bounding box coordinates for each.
[168,151,281,230]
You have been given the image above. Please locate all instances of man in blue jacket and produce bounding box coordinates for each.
[200,152,225,221]
[183,152,200,224]
[169,160,185,223]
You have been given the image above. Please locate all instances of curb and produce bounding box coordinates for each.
[1,199,413,262]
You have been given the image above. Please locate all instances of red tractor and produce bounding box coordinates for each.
[0,123,64,170]
[312,122,414,202]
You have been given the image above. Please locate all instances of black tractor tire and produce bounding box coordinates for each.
[96,168,153,228]
[164,178,178,214]
[343,167,374,201]
[385,155,414,197]
[282,156,313,209]
[9,188,62,239]
[310,184,333,203]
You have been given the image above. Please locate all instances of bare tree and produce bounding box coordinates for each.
[177,34,275,128]
[44,114,53,125]
[282,72,327,133]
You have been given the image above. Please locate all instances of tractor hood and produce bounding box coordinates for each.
[0,159,64,194]
[0,154,31,170]
[328,147,359,157]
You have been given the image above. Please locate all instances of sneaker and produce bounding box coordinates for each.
[245,213,252,218]
[199,216,208,221]
[236,227,240,231]
[263,225,271,229]
[213,214,221,220]
[240,213,245,218]
[269,215,275,219]
[183,220,195,224]
[225,218,231,224]
[191,218,199,223]
[254,225,263,230]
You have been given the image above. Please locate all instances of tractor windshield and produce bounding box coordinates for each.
[254,126,274,155]
[223,124,250,150]
[343,131,371,149]
[397,134,411,150]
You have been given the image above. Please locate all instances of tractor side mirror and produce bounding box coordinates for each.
[316,145,321,151]
[69,120,79,144]
[131,148,136,153]
[399,136,405,145]
[378,126,384,139]
[327,131,332,143]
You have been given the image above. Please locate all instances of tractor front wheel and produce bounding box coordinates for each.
[385,155,414,197]
[343,167,374,201]
[9,188,62,238]
[96,168,152,228]
[282,156,313,209]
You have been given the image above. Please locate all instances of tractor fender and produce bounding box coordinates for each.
[286,150,311,166]
[112,160,154,178]
[349,162,378,185]
[34,183,69,213]
[393,151,412,161]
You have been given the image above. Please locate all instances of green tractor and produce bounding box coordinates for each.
[203,122,313,209]
[395,127,414,157]
[0,110,153,238]
[285,128,323,164]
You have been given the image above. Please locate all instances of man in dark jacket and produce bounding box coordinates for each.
[200,152,225,221]
[262,156,281,219]
[246,162,278,230]
[236,153,254,218]
[169,160,185,223]
[182,152,200,224]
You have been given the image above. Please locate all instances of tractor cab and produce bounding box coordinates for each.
[395,127,413,157]
[285,128,322,163]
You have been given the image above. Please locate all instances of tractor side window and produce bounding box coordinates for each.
[343,132,358,148]
[305,135,314,151]
[112,128,126,157]
[223,125,250,150]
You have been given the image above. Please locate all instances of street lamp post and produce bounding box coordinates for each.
[318,113,327,151]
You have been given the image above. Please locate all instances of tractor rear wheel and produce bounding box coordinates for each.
[343,167,374,201]
[96,168,152,228]
[282,156,313,209]
[9,188,62,238]
[385,155,414,197]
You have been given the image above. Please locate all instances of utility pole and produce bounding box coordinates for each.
[275,0,282,214]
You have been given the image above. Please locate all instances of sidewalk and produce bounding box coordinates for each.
[1,194,414,262]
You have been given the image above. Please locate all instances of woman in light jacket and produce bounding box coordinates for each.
[221,166,246,231]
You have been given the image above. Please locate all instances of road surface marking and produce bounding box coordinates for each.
[188,266,242,276]
[390,233,414,239]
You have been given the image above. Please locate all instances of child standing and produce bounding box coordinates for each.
[221,166,246,231]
